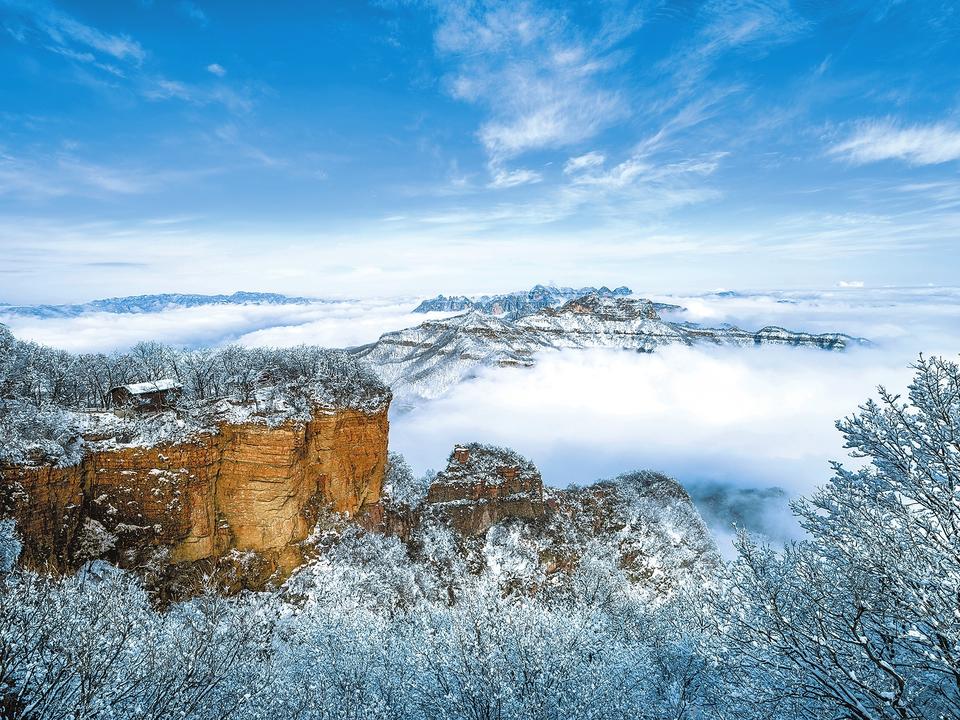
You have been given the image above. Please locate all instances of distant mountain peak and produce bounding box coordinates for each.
[413,284,633,317]
[0,291,318,319]
[550,293,660,322]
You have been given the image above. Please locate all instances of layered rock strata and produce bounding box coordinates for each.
[425,443,545,535]
[1,406,389,585]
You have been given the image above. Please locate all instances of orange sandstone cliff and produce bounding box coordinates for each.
[0,406,389,588]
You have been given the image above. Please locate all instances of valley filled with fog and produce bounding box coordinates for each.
[4,285,956,551]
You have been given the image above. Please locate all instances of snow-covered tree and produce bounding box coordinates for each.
[722,355,960,719]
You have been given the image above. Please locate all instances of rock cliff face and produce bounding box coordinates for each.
[1,406,389,588]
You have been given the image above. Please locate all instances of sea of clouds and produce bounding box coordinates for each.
[4,286,957,553]
[0,298,454,353]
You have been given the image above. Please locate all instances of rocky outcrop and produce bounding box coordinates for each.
[360,443,720,595]
[426,444,545,535]
[1,406,389,588]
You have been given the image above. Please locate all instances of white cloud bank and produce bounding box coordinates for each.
[0,300,453,353]
[390,344,907,494]
[387,286,960,547]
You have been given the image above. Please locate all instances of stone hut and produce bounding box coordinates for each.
[110,379,182,413]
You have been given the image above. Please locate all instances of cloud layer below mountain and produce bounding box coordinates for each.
[3,285,955,551]
[384,286,958,550]
[0,300,452,353]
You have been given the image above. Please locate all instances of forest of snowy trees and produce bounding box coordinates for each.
[0,324,389,465]
[1,347,959,718]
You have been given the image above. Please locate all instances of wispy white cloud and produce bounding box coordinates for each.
[4,1,252,114]
[0,149,227,200]
[4,0,146,63]
[210,124,284,167]
[830,119,960,166]
[427,1,635,172]
[386,137,727,232]
[46,44,126,76]
[142,78,194,102]
[658,0,808,107]
[487,166,541,189]
[0,151,150,196]
[565,151,726,191]
[142,77,253,112]
[563,151,605,174]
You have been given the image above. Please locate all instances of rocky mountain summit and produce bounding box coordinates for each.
[354,292,870,404]
[413,283,634,317]
[426,444,546,535]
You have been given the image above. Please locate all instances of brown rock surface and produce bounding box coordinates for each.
[426,443,544,535]
[0,406,389,585]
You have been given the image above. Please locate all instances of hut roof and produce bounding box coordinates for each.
[117,379,181,395]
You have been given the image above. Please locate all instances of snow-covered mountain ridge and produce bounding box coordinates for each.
[357,443,719,600]
[353,292,870,404]
[413,283,635,316]
[0,291,317,319]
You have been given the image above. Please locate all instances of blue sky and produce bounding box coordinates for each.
[1,0,959,302]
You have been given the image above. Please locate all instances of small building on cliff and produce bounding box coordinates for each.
[110,379,182,413]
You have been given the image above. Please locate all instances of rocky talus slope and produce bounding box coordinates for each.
[353,292,870,403]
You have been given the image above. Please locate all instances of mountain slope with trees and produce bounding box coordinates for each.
[1,355,957,718]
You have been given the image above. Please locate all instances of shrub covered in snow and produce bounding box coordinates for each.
[381,452,432,507]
